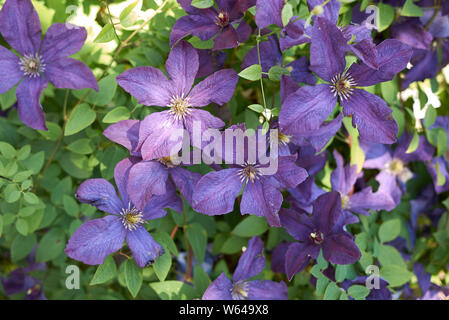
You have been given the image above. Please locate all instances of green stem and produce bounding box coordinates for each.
[257,29,267,110]
[106,0,122,46]
[425,0,441,30]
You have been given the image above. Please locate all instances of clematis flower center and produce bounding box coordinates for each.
[386,158,413,183]
[215,11,230,28]
[120,203,145,231]
[278,132,292,145]
[19,53,46,78]
[330,73,357,101]
[310,231,324,245]
[238,162,262,183]
[341,194,350,209]
[231,280,249,300]
[168,95,191,121]
[158,156,176,168]
[388,158,404,174]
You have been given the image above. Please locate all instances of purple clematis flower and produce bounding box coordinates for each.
[279,17,413,145]
[362,133,434,206]
[331,150,397,222]
[341,276,392,300]
[0,0,98,130]
[197,49,227,78]
[170,0,254,50]
[203,236,288,300]
[116,41,238,160]
[65,158,182,267]
[279,191,361,280]
[103,119,201,210]
[192,124,308,227]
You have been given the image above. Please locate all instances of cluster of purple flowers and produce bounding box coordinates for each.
[3,0,449,300]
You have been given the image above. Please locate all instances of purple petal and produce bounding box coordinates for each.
[287,56,317,85]
[0,0,41,55]
[0,45,22,94]
[279,84,337,136]
[16,77,48,131]
[170,15,219,47]
[311,191,342,234]
[240,180,283,227]
[391,21,433,50]
[126,227,164,267]
[177,0,217,15]
[40,23,87,62]
[65,215,125,265]
[303,113,343,151]
[280,75,300,103]
[184,109,225,150]
[242,36,282,75]
[308,0,341,25]
[310,17,348,82]
[192,168,242,215]
[322,233,361,265]
[271,242,290,273]
[403,49,438,88]
[255,0,284,29]
[170,166,202,206]
[103,120,141,156]
[285,242,317,280]
[349,186,397,214]
[279,208,313,242]
[202,272,233,300]
[421,9,449,38]
[279,18,311,51]
[331,150,358,195]
[236,20,252,43]
[75,178,123,214]
[349,39,379,70]
[143,179,183,220]
[213,25,239,50]
[274,155,308,188]
[196,49,226,78]
[44,57,98,91]
[247,280,288,300]
[127,160,168,210]
[375,170,402,206]
[138,111,184,160]
[166,41,198,97]
[361,141,392,169]
[233,236,265,282]
[348,39,413,86]
[116,67,171,107]
[114,157,137,205]
[393,133,434,163]
[342,89,398,144]
[188,69,238,107]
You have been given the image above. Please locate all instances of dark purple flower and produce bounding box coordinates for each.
[279,191,361,280]
[362,133,434,206]
[331,150,397,221]
[116,41,238,160]
[255,0,285,29]
[192,124,308,227]
[170,0,254,50]
[65,158,182,267]
[197,49,227,78]
[203,236,288,300]
[103,119,201,210]
[279,17,412,144]
[0,0,98,130]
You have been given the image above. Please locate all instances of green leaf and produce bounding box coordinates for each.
[22,151,45,174]
[72,75,117,107]
[343,117,364,171]
[63,195,79,217]
[102,106,131,123]
[423,106,437,128]
[436,162,447,187]
[232,215,268,237]
[0,86,17,111]
[355,232,368,251]
[124,259,143,298]
[281,3,293,27]
[335,265,348,283]
[152,232,178,256]
[94,23,115,43]
[120,0,142,28]
[405,131,420,154]
[16,145,31,161]
[378,244,407,269]
[402,0,423,17]
[378,219,401,243]
[347,285,370,300]
[381,265,413,287]
[220,235,247,254]
[67,139,94,155]
[153,251,172,282]
[0,215,3,238]
[65,103,96,136]
[426,127,447,157]
[377,3,395,32]
[268,65,290,81]
[39,122,62,141]
[11,234,36,262]
[149,280,197,300]
[239,64,262,81]
[15,218,28,236]
[186,223,207,264]
[36,228,66,262]
[248,104,265,113]
[0,141,16,159]
[193,265,211,295]
[323,282,342,300]
[23,192,39,205]
[90,255,117,285]
[191,0,214,9]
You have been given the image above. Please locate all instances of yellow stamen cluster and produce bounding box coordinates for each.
[168,95,191,121]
